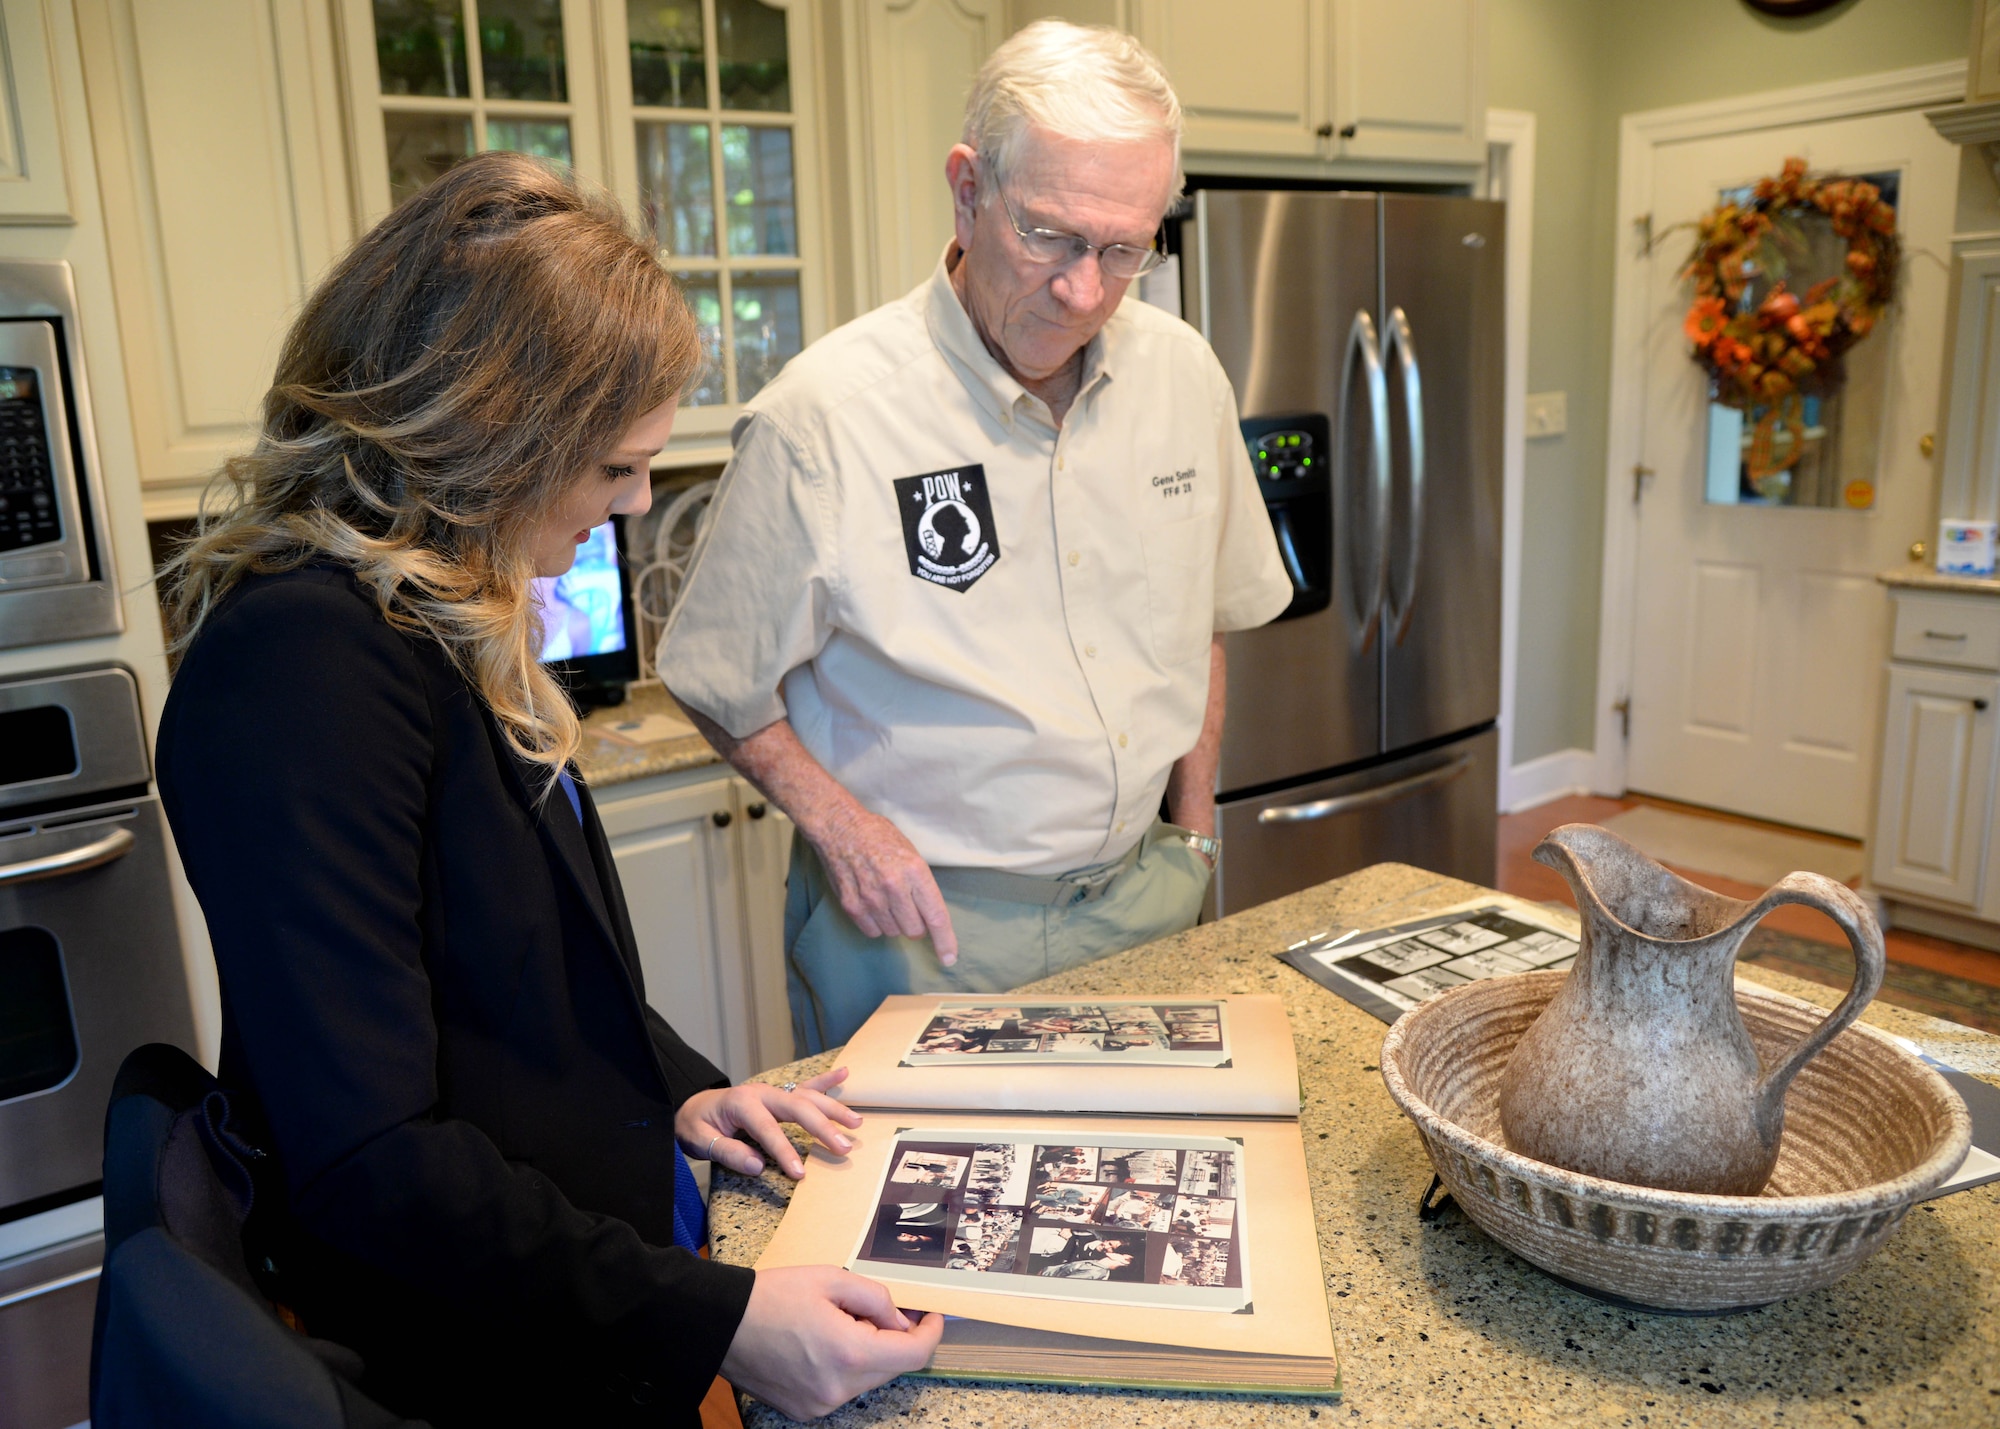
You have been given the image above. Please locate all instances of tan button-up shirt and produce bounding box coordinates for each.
[659,253,1290,875]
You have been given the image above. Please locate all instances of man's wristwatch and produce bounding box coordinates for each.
[1183,832,1222,865]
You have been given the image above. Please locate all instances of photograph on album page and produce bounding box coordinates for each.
[850,1129,1251,1312]
[900,999,1231,1068]
[1281,903,1580,1023]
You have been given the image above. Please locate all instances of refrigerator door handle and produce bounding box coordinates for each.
[1337,308,1390,645]
[1255,751,1472,824]
[1382,306,1425,644]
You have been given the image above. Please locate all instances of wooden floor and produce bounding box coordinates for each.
[1496,793,2000,992]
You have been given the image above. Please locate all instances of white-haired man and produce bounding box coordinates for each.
[661,21,1289,1053]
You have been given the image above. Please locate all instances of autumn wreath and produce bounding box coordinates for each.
[1680,158,1899,489]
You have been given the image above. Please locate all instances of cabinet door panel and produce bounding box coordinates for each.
[734,790,796,1071]
[601,778,753,1079]
[1331,0,1484,164]
[1870,663,1999,908]
[1131,0,1326,158]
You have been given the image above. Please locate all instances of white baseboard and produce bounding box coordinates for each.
[1501,747,1596,814]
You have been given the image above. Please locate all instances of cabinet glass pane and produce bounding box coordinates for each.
[375,0,469,98]
[674,271,726,406]
[487,118,573,168]
[629,1,707,109]
[386,111,474,206]
[716,0,789,112]
[638,122,715,256]
[731,271,801,401]
[477,0,566,101]
[721,125,794,256]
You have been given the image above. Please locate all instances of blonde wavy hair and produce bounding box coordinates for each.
[164,152,698,786]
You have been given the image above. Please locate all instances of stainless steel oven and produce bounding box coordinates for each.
[0,666,195,1427]
[0,260,124,649]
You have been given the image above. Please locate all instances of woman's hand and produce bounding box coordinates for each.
[720,1265,943,1421]
[675,1068,863,1179]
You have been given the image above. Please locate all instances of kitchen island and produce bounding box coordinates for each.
[709,863,2000,1428]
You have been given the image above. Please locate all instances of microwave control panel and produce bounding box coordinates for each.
[0,366,58,553]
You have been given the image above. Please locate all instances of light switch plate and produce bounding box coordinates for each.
[1525,390,1567,438]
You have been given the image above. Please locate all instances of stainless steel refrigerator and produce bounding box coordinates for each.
[1176,189,1503,915]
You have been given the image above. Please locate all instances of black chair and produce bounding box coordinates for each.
[90,1042,427,1429]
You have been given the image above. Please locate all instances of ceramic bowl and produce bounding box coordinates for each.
[1379,969,1971,1312]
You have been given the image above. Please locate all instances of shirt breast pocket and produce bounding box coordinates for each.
[1141,521,1214,666]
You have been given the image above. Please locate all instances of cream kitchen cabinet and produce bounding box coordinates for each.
[1128,0,1486,167]
[595,767,794,1082]
[72,0,353,521]
[1868,583,2000,948]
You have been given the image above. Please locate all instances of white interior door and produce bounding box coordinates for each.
[1625,107,1955,837]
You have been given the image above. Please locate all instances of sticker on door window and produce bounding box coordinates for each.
[895,464,1000,593]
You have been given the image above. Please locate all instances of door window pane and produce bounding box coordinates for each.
[375,0,468,98]
[674,272,726,406]
[721,125,795,256]
[716,0,790,112]
[639,122,715,256]
[630,1,708,108]
[731,271,801,401]
[478,0,567,100]
[386,111,474,207]
[487,118,573,168]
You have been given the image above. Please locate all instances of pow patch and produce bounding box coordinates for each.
[894,464,1000,593]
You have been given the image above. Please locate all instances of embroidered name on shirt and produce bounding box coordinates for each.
[894,464,1000,593]
[1153,467,1196,498]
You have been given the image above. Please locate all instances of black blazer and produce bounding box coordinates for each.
[157,565,754,1427]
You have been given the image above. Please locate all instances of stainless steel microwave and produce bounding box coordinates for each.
[0,261,123,649]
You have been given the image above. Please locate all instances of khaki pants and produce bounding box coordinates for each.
[784,821,1213,1054]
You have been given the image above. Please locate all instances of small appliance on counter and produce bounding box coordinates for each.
[1169,187,1504,914]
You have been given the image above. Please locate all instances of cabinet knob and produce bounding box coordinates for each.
[1338,123,1357,140]
[1315,122,1334,139]
[711,809,732,827]
[746,801,768,820]
[1976,699,1990,712]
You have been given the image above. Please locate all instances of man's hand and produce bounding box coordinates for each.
[806,803,958,967]
[675,1068,863,1179]
[721,1266,944,1420]
[668,697,959,967]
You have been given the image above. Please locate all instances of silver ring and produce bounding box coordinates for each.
[780,1081,798,1093]
[705,1134,722,1160]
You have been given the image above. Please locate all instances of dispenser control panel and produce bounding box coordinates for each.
[1250,428,1317,483]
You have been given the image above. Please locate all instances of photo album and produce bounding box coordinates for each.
[754,993,1340,1395]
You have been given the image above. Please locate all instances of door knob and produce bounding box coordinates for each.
[711,810,732,827]
[1909,539,1928,562]
[1920,433,1936,458]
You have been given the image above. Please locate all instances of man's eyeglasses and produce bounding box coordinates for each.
[996,187,1165,281]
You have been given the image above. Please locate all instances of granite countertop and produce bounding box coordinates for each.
[575,681,721,787]
[709,863,2000,1429]
[1877,565,2000,597]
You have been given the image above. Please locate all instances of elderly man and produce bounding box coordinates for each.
[660,20,1289,1053]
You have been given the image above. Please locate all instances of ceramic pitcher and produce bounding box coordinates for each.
[1497,823,1885,1196]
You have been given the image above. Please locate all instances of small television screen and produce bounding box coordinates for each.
[532,517,638,704]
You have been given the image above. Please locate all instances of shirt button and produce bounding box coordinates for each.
[1085,644,1097,658]
[1116,820,1127,833]
[1118,733,1129,748]
[1057,456,1066,470]
[1067,551,1080,567]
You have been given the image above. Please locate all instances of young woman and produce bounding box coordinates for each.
[156,152,940,1426]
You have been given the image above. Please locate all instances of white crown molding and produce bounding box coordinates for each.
[1626,60,1966,146]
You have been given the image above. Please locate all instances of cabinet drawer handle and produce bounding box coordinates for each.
[711,810,732,828]
[1923,630,1968,641]
[746,801,768,820]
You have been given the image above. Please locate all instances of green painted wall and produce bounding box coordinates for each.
[1489,0,1972,767]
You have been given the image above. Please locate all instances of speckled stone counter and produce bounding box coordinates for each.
[1878,566,2000,598]
[575,681,721,787]
[710,863,2000,1429]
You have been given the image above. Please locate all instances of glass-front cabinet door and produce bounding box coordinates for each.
[609,0,816,417]
[339,0,823,454]
[345,0,606,218]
